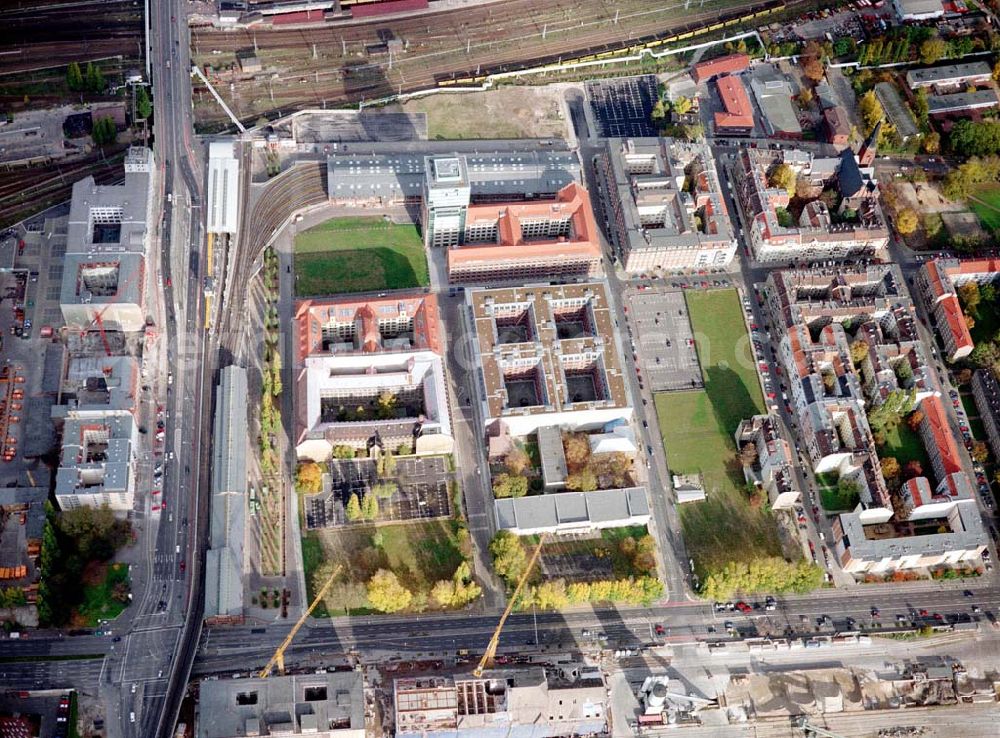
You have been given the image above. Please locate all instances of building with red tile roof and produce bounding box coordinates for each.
[713,75,754,133]
[691,53,750,83]
[292,294,451,460]
[919,395,964,479]
[916,257,1000,361]
[447,182,602,283]
[294,293,442,363]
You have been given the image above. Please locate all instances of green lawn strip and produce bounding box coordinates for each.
[655,391,782,576]
[293,216,428,296]
[68,690,80,738]
[76,563,129,626]
[685,289,766,422]
[300,533,328,618]
[653,290,782,578]
[879,422,930,469]
[971,185,1000,232]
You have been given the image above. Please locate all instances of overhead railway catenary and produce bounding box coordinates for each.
[191,0,786,125]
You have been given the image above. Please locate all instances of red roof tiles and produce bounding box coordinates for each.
[714,75,754,130]
[692,53,750,83]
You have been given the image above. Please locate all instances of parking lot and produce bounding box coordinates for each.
[625,288,703,393]
[304,456,453,528]
[586,76,659,137]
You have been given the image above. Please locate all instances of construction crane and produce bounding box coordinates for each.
[473,534,547,678]
[259,565,341,678]
[80,267,140,356]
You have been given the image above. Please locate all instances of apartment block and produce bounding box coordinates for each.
[293,294,452,460]
[60,147,154,332]
[54,414,138,511]
[972,369,1000,462]
[730,145,889,264]
[917,257,1000,361]
[597,137,735,274]
[466,282,632,438]
[735,414,801,509]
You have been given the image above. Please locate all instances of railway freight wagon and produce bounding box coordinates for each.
[436,0,785,87]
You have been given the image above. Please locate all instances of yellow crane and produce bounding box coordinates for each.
[473,534,547,678]
[259,564,341,678]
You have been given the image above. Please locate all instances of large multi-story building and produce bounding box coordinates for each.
[466,282,632,438]
[494,486,651,536]
[735,414,801,509]
[713,75,755,135]
[394,668,607,738]
[52,355,142,511]
[917,257,1000,361]
[197,672,365,738]
[764,266,988,575]
[446,181,602,284]
[325,142,580,220]
[972,369,1000,461]
[597,138,735,273]
[730,145,889,264]
[905,61,993,91]
[60,147,154,332]
[293,293,452,460]
[205,366,248,620]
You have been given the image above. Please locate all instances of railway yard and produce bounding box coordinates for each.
[0,0,144,228]
[190,0,787,128]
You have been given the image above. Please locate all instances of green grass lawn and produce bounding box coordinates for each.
[293,216,429,296]
[302,519,468,617]
[76,563,129,626]
[972,184,1000,233]
[654,290,781,576]
[879,422,931,469]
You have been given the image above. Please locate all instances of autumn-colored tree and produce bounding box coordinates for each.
[492,473,528,498]
[490,531,527,586]
[958,281,982,315]
[906,410,925,432]
[850,339,870,366]
[881,456,901,480]
[768,162,797,196]
[366,569,412,613]
[902,460,923,480]
[965,314,977,331]
[361,493,378,521]
[971,440,990,464]
[919,36,947,65]
[565,468,598,492]
[895,208,918,236]
[562,432,591,471]
[505,447,531,475]
[922,131,940,155]
[296,462,324,493]
[345,493,362,521]
[955,368,973,386]
[740,442,758,466]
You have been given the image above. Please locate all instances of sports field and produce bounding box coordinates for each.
[655,289,780,575]
[971,185,1000,232]
[293,216,429,296]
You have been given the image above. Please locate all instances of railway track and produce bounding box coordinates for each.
[192,0,778,125]
[0,151,125,227]
[218,160,326,349]
[0,0,141,75]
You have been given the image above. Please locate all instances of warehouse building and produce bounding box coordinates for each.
[713,75,755,135]
[197,672,365,738]
[691,53,750,83]
[394,668,606,738]
[205,365,248,619]
[494,486,650,536]
[60,147,154,333]
[750,67,803,139]
[928,89,1000,115]
[466,282,632,438]
[874,83,919,141]
[293,294,451,460]
[906,61,992,91]
[893,0,944,20]
[597,138,736,273]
